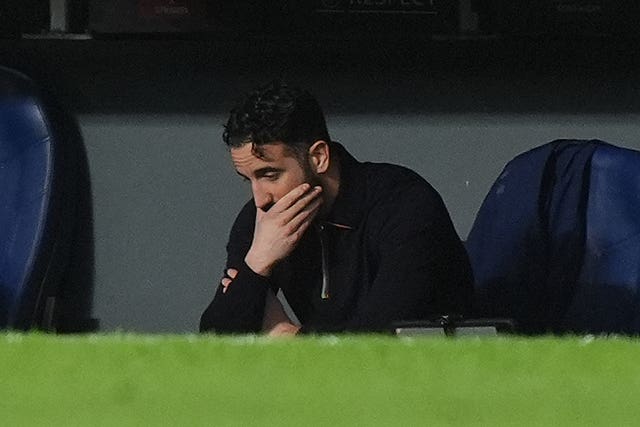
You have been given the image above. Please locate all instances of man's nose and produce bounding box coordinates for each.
[252,182,273,211]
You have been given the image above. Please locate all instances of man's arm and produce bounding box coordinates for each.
[199,201,270,333]
[200,184,322,334]
[342,183,473,332]
[217,268,299,335]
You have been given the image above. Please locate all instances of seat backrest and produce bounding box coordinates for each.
[465,139,633,334]
[0,66,76,330]
[563,144,640,333]
[465,142,558,334]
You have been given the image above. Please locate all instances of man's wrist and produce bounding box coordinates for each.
[244,252,273,277]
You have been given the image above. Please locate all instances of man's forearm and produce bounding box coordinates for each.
[199,261,271,333]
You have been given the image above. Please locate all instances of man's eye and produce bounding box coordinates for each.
[263,173,279,181]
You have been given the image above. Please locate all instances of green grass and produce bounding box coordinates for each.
[1,333,640,426]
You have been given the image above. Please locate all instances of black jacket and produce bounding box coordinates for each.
[200,143,473,333]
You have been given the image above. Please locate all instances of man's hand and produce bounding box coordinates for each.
[220,268,238,294]
[267,322,301,337]
[245,183,322,276]
[223,272,301,336]
[261,288,304,336]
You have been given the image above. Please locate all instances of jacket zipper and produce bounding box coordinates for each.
[317,223,330,300]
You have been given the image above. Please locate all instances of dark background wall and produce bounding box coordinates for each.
[2,36,640,332]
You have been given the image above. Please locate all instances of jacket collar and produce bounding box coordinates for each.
[324,142,367,230]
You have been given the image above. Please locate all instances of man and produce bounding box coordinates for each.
[200,81,473,336]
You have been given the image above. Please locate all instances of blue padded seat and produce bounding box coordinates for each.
[564,144,640,333]
[467,139,640,335]
[0,66,77,330]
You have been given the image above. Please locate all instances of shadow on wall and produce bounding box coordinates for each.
[48,95,99,333]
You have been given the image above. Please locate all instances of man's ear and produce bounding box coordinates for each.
[308,140,330,174]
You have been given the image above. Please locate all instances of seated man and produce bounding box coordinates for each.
[200,81,473,336]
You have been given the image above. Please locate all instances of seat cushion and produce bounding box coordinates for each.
[0,95,54,326]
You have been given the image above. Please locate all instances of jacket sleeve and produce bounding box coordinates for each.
[199,201,272,333]
[342,182,473,332]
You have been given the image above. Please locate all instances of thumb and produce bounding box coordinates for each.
[255,208,264,222]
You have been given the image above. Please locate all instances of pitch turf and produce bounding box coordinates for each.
[2,333,639,426]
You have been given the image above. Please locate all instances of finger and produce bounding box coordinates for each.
[295,205,321,237]
[227,268,238,279]
[270,183,312,213]
[221,277,232,288]
[286,196,323,233]
[255,205,265,221]
[279,202,322,247]
[279,186,323,223]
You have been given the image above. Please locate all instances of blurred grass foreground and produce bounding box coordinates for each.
[1,333,640,426]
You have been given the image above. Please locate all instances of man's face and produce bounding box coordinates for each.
[231,142,318,211]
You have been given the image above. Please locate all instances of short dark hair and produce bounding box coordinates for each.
[223,80,331,157]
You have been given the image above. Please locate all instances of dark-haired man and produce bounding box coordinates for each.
[200,81,473,336]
